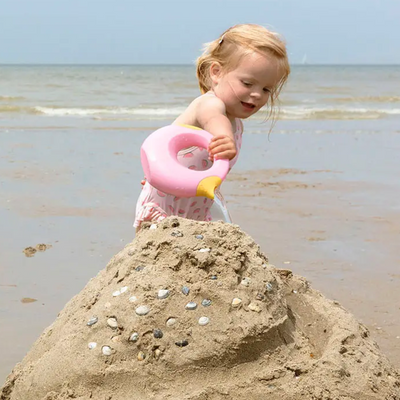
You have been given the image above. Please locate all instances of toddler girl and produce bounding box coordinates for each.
[134,24,290,231]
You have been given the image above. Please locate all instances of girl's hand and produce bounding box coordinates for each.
[208,135,237,161]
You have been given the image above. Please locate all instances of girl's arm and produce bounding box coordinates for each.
[196,96,237,161]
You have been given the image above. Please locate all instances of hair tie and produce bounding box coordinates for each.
[218,35,225,45]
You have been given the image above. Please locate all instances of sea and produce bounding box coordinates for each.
[1,64,400,135]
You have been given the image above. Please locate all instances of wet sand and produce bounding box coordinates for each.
[0,124,399,384]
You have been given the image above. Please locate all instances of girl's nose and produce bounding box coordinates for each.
[250,90,262,99]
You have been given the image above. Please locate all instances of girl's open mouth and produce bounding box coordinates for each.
[241,102,256,110]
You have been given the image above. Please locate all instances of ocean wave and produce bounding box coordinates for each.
[0,95,25,101]
[1,104,400,121]
[331,95,400,103]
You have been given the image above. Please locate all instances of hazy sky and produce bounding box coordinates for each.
[1,0,400,65]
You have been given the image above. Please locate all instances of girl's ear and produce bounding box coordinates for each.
[210,62,223,85]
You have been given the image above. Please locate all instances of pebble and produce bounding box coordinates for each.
[241,277,251,287]
[158,289,170,299]
[135,265,145,272]
[129,332,139,342]
[265,283,273,292]
[175,340,189,347]
[150,224,157,230]
[185,301,197,310]
[232,298,242,308]
[137,351,146,361]
[88,342,97,350]
[292,290,298,294]
[198,248,210,253]
[111,335,121,343]
[153,329,163,339]
[195,234,204,239]
[181,286,190,296]
[129,296,138,303]
[136,305,150,316]
[87,317,98,326]
[112,290,121,297]
[104,302,112,308]
[107,317,118,329]
[171,231,183,237]
[210,275,218,280]
[120,286,128,294]
[166,318,177,327]
[201,299,212,307]
[248,303,261,313]
[198,317,210,326]
[102,346,113,356]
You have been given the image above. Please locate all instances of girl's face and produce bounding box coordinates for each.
[211,52,281,121]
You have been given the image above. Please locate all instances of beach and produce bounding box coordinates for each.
[1,65,400,385]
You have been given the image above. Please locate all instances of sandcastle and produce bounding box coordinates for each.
[1,218,399,399]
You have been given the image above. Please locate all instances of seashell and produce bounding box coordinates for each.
[136,305,150,316]
[232,298,242,308]
[129,332,139,342]
[265,283,273,292]
[201,299,212,307]
[292,290,298,294]
[210,275,218,280]
[198,248,210,253]
[158,289,170,299]
[120,286,128,294]
[137,351,146,361]
[171,231,183,237]
[88,342,97,350]
[256,293,265,301]
[102,345,113,356]
[150,224,157,230]
[195,234,204,240]
[248,303,261,313]
[185,302,197,310]
[181,286,190,296]
[154,349,162,360]
[175,340,189,347]
[87,317,98,326]
[107,317,118,329]
[112,290,121,297]
[166,318,177,327]
[104,302,112,308]
[241,277,251,287]
[198,317,210,326]
[129,296,138,303]
[111,335,121,343]
[135,265,145,272]
[153,329,163,339]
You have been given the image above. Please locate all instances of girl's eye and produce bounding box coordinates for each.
[241,81,252,87]
[263,88,271,93]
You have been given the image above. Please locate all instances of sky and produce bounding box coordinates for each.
[1,0,400,65]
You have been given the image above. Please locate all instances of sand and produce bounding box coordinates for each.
[1,217,399,400]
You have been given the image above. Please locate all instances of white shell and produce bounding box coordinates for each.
[137,351,146,361]
[129,332,139,342]
[129,296,138,303]
[107,317,118,329]
[166,318,177,327]
[198,248,210,253]
[150,224,157,230]
[198,317,210,326]
[120,286,128,294]
[158,289,170,299]
[248,303,261,313]
[232,298,242,308]
[112,290,121,297]
[102,345,113,356]
[111,335,121,343]
[185,301,197,310]
[88,342,97,350]
[241,277,251,287]
[136,305,150,316]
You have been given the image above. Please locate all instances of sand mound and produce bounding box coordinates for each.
[2,218,399,400]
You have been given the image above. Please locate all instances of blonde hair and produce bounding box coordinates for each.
[196,24,290,122]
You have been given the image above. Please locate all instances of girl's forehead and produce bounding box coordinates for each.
[232,52,282,84]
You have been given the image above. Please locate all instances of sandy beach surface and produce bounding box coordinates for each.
[0,120,399,386]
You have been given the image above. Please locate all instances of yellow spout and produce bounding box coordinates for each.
[196,176,222,199]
